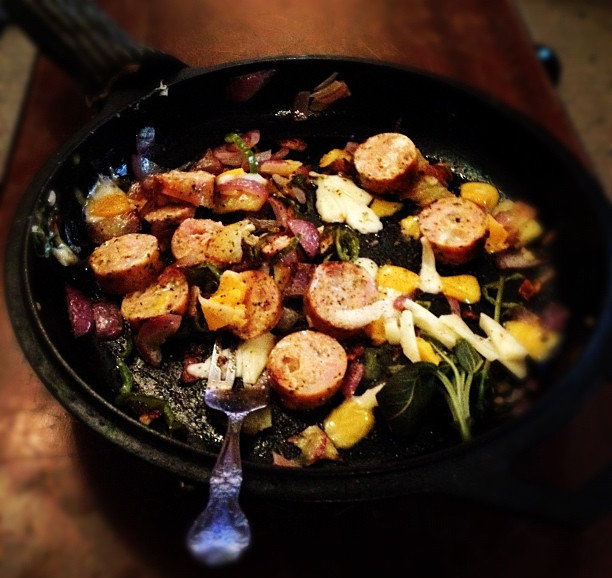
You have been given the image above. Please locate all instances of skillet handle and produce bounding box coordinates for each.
[4,0,185,103]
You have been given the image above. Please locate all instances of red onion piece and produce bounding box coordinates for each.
[217,177,270,202]
[282,262,314,298]
[213,130,261,167]
[65,284,94,338]
[287,219,320,258]
[341,360,365,397]
[267,197,291,225]
[212,146,245,167]
[134,314,182,367]
[274,245,303,267]
[226,69,275,102]
[192,148,225,174]
[92,300,124,340]
[181,353,203,384]
[539,302,570,332]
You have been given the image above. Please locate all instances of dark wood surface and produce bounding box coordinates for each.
[1,1,610,576]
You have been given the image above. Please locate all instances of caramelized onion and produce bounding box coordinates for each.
[134,314,182,367]
[226,69,275,102]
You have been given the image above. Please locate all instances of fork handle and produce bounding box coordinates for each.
[186,414,251,566]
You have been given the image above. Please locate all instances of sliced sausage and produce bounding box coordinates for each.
[89,233,163,294]
[143,203,196,250]
[267,330,347,410]
[146,169,216,208]
[171,218,254,268]
[121,266,189,328]
[304,261,379,339]
[233,270,283,340]
[418,196,488,265]
[353,132,418,193]
[170,218,224,267]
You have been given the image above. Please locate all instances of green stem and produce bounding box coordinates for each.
[494,274,506,323]
[225,132,258,173]
[436,371,471,442]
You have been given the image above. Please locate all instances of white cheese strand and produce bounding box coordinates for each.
[399,309,421,363]
[313,174,383,234]
[439,314,499,361]
[324,297,395,329]
[401,298,457,349]
[418,236,443,294]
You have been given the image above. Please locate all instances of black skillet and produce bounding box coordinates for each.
[5,0,612,523]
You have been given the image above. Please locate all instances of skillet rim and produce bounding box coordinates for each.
[5,55,612,502]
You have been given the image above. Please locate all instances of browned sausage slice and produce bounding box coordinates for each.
[170,218,224,267]
[304,261,379,339]
[353,132,418,193]
[267,330,347,410]
[418,196,488,265]
[89,233,163,294]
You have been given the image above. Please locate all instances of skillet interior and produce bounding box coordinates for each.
[7,56,612,501]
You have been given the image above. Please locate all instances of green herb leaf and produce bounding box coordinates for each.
[455,339,483,374]
[376,363,438,438]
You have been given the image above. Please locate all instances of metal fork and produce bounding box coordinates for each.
[186,338,269,566]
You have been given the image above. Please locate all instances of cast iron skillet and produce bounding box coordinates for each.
[5,0,612,522]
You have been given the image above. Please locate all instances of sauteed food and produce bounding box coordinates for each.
[35,126,566,466]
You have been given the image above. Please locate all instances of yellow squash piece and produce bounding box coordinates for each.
[460,181,500,211]
[504,319,561,361]
[365,316,387,345]
[416,337,441,364]
[440,274,481,304]
[319,148,352,167]
[323,386,383,449]
[370,197,404,218]
[376,264,420,295]
[198,270,248,330]
[400,215,420,239]
[485,214,510,253]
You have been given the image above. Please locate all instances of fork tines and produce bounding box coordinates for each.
[208,339,237,390]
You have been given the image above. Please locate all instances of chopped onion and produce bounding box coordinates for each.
[226,69,275,102]
[287,219,320,258]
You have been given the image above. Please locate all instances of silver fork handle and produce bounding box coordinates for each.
[186,414,250,566]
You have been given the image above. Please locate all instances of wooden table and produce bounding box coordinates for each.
[1,1,611,576]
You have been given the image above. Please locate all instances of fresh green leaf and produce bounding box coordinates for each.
[376,363,438,438]
[455,339,483,374]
